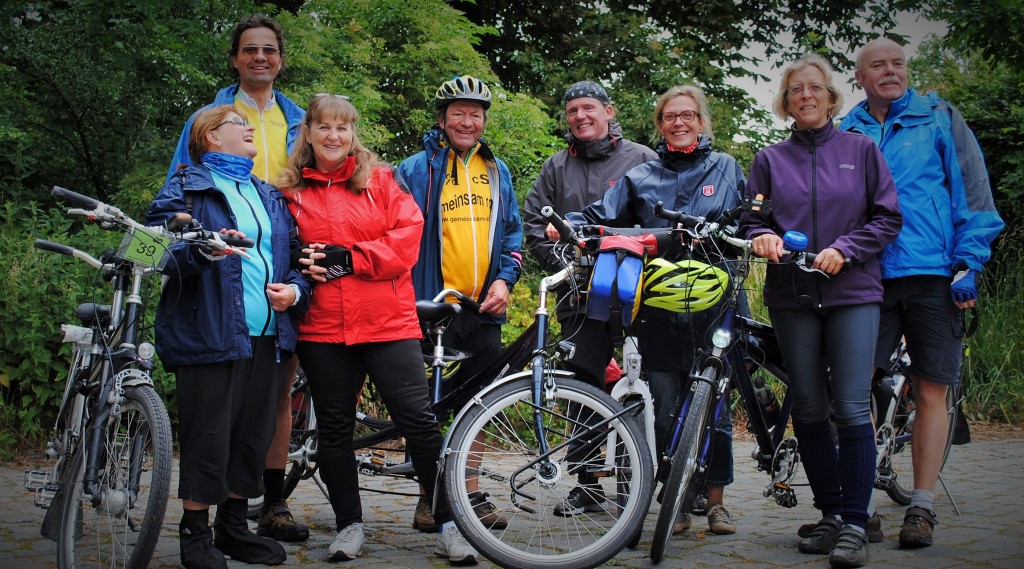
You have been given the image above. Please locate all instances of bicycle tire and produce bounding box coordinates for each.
[882,382,959,505]
[443,377,654,569]
[650,367,715,564]
[56,385,173,569]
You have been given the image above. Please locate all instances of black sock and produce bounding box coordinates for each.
[181,508,210,533]
[264,468,285,506]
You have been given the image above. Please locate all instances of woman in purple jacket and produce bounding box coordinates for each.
[739,54,901,569]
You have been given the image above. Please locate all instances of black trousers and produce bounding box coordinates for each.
[296,339,450,530]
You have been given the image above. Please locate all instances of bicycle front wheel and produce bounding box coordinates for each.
[651,367,716,564]
[56,385,173,569]
[443,378,654,569]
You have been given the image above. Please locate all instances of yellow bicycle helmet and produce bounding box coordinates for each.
[642,258,728,312]
[435,74,492,110]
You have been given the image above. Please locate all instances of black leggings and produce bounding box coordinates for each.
[296,339,449,530]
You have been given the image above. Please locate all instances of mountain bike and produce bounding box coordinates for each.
[644,200,840,563]
[23,187,250,569]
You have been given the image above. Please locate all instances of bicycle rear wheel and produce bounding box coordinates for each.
[443,377,654,569]
[56,385,173,569]
[880,382,959,505]
[650,367,715,564]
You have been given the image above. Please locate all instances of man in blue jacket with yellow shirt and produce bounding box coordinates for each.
[397,75,522,533]
[840,37,1004,549]
[166,14,309,544]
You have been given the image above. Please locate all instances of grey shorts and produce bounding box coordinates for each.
[875,276,965,385]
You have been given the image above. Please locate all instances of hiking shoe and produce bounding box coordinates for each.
[469,491,508,529]
[256,502,309,542]
[329,523,365,561]
[828,525,869,568]
[413,497,440,533]
[799,515,842,554]
[553,484,606,516]
[799,513,883,543]
[898,506,937,548]
[707,504,736,535]
[672,512,692,535]
[435,524,478,565]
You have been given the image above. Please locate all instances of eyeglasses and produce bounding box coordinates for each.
[215,116,250,129]
[660,110,698,124]
[313,93,350,101]
[787,83,827,96]
[240,44,280,57]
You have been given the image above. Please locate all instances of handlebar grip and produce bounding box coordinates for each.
[453,291,481,314]
[52,186,100,209]
[164,213,193,232]
[654,201,703,228]
[34,239,76,257]
[222,235,255,248]
[541,206,575,242]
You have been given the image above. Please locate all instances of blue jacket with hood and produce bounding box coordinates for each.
[397,126,523,325]
[567,135,746,371]
[146,165,310,370]
[165,85,306,183]
[839,89,1003,278]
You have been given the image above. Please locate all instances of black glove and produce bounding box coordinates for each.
[315,244,353,280]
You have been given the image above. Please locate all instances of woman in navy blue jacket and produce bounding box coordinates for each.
[740,54,901,569]
[147,104,309,569]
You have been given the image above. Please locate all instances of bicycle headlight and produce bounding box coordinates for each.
[711,329,732,349]
[138,342,156,361]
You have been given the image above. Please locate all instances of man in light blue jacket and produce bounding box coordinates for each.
[165,14,308,544]
[840,37,1004,550]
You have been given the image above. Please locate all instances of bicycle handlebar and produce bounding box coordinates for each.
[52,186,100,210]
[541,206,576,242]
[431,288,481,314]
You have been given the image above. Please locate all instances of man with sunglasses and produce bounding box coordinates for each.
[167,13,305,184]
[165,13,310,547]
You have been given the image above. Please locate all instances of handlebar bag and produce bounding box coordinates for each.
[586,235,646,328]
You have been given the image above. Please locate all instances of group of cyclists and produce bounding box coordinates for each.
[151,12,1002,569]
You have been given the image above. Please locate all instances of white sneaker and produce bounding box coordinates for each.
[435,524,478,565]
[329,522,364,561]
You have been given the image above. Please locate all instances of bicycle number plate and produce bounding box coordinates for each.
[118,227,171,269]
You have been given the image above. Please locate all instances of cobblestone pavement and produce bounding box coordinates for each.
[3,428,1022,569]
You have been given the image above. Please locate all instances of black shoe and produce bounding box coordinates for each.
[180,519,227,569]
[898,506,937,548]
[256,502,309,542]
[214,498,286,565]
[553,484,606,516]
[799,513,883,543]
[828,525,869,568]
[799,515,842,554]
[691,490,709,515]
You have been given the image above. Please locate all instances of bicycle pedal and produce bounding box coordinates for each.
[771,483,797,508]
[34,484,59,509]
[24,469,50,490]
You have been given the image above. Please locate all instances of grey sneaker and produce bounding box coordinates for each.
[707,504,736,535]
[672,512,692,535]
[329,523,364,561]
[828,525,869,568]
[435,524,478,565]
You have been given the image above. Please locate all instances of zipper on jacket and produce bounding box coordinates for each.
[235,182,274,336]
[809,134,823,308]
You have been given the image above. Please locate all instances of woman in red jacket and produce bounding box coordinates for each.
[279,94,476,565]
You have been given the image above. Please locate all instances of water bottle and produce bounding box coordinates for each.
[752,375,781,428]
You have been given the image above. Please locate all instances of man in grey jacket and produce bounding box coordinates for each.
[523,81,656,516]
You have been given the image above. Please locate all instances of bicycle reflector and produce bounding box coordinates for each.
[641,258,728,312]
[587,236,646,327]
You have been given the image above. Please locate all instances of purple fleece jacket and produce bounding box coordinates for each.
[740,123,902,308]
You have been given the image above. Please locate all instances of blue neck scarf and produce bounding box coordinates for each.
[201,152,254,183]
